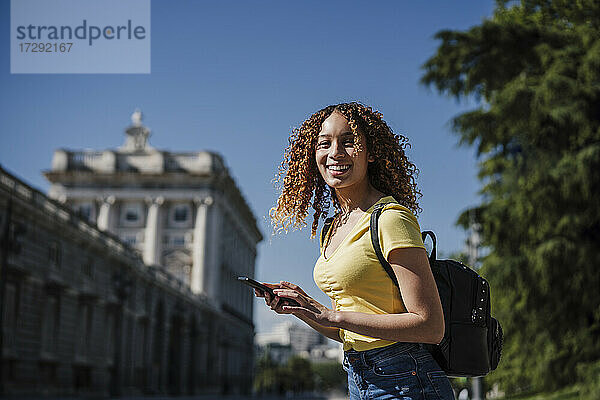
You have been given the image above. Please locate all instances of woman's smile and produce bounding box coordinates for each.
[327,164,352,176]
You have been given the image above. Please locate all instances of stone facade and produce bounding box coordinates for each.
[44,111,262,302]
[0,112,262,397]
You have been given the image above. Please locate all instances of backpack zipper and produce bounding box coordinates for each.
[471,276,487,326]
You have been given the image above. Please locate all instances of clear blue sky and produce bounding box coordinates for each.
[0,0,495,333]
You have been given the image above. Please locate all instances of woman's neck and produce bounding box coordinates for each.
[334,181,384,217]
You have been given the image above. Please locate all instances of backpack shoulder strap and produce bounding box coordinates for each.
[370,204,438,288]
[421,230,437,261]
[320,217,335,249]
[370,203,400,288]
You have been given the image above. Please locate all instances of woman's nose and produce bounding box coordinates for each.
[329,140,346,158]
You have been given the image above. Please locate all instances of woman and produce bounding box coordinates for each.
[259,102,456,399]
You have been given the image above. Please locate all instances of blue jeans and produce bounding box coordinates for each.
[342,342,456,400]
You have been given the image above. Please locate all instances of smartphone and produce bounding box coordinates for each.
[237,276,275,297]
[237,276,300,306]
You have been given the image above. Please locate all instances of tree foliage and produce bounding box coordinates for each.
[312,361,348,391]
[253,352,347,395]
[422,0,600,396]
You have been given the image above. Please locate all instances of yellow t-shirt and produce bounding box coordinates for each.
[313,196,425,351]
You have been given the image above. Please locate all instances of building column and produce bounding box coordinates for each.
[191,196,212,295]
[144,196,163,265]
[97,195,115,232]
[206,201,223,301]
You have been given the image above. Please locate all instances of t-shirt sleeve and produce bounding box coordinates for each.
[378,205,425,260]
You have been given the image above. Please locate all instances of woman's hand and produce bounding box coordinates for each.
[272,281,338,327]
[253,282,294,315]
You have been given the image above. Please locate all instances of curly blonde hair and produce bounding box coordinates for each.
[269,102,421,238]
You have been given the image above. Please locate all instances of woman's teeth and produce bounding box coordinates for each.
[328,165,350,171]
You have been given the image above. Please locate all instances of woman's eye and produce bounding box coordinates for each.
[315,139,352,149]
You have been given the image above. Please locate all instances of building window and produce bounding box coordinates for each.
[169,203,191,227]
[39,362,57,387]
[2,282,19,355]
[41,294,59,355]
[73,366,92,390]
[105,309,116,365]
[49,241,61,269]
[126,210,138,221]
[75,202,94,221]
[76,301,92,359]
[172,235,185,246]
[135,319,148,368]
[120,202,144,227]
[134,317,149,387]
[123,235,137,246]
[82,257,94,278]
[174,205,188,222]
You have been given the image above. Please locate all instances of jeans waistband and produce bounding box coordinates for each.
[344,342,423,365]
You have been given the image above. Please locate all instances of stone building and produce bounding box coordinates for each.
[255,321,327,355]
[0,111,262,397]
[254,321,342,365]
[44,110,262,303]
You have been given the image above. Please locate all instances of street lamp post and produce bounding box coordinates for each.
[467,216,483,400]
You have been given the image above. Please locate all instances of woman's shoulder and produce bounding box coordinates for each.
[374,196,415,214]
[375,197,420,226]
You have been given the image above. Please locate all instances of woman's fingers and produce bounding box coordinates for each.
[255,282,310,315]
[261,290,285,313]
[269,295,280,310]
[267,292,282,308]
[280,281,308,296]
[280,281,297,290]
[264,291,272,305]
[273,289,304,305]
[263,282,280,290]
[269,295,296,315]
[275,289,326,315]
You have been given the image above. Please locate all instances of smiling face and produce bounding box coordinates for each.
[315,111,374,192]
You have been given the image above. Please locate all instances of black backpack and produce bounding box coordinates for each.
[321,203,503,377]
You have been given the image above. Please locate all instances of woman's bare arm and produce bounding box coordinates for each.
[275,248,444,344]
[328,247,443,344]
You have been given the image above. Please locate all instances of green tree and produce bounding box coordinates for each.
[253,352,280,394]
[284,356,315,393]
[312,361,347,391]
[421,0,600,397]
[253,353,317,395]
